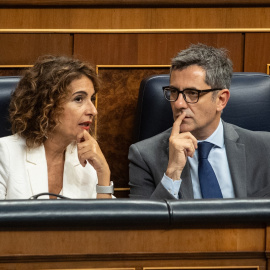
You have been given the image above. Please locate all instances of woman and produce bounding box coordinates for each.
[0,55,113,199]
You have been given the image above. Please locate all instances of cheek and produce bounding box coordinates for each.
[171,103,178,118]
[196,104,217,122]
[60,113,72,124]
[58,112,79,131]
[62,106,80,122]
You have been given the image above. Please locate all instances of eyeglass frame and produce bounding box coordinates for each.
[162,86,223,104]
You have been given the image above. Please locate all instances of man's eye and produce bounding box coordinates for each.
[185,90,198,96]
[91,95,96,102]
[170,89,178,94]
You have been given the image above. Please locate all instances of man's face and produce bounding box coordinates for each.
[170,65,226,140]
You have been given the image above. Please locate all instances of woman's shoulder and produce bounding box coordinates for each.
[0,134,26,150]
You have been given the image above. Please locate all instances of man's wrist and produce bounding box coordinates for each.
[161,173,181,199]
[165,168,182,181]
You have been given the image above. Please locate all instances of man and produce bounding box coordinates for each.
[128,43,270,200]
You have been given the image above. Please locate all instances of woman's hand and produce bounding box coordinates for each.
[77,130,111,198]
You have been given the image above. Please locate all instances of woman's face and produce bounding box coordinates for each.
[53,75,97,143]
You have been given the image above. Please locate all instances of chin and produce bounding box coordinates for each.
[180,123,193,133]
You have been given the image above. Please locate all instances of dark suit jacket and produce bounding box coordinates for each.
[128,121,270,199]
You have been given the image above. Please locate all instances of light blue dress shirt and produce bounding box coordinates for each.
[161,120,235,199]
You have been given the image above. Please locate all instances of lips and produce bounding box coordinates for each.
[79,121,91,130]
[176,114,191,119]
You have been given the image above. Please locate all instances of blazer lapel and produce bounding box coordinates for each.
[179,162,194,199]
[223,122,247,198]
[26,145,49,197]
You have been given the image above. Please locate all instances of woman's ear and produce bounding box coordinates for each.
[216,89,230,112]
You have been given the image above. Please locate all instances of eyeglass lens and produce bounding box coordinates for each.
[164,88,199,103]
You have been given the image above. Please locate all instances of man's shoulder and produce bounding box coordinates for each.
[130,128,172,151]
[223,121,270,143]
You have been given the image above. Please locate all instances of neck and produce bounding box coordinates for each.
[193,117,221,141]
[43,136,70,160]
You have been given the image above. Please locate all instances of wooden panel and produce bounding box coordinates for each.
[265,226,270,253]
[0,228,266,269]
[96,66,170,191]
[137,33,243,70]
[0,34,73,65]
[144,268,259,270]
[74,33,243,70]
[45,268,135,270]
[1,8,270,29]
[0,67,30,76]
[244,33,270,73]
[1,0,270,7]
[0,259,266,270]
[74,34,139,66]
[0,228,265,255]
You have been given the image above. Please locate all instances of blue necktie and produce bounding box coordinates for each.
[198,142,223,198]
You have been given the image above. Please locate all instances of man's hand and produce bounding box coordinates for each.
[166,112,197,180]
[77,130,111,189]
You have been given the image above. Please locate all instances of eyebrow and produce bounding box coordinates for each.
[72,90,88,96]
[169,86,199,91]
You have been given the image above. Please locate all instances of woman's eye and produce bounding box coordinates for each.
[74,96,83,102]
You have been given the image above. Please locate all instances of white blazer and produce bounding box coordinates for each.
[0,135,98,199]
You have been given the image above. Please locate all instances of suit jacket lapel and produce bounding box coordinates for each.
[179,163,194,199]
[26,145,49,197]
[223,121,247,198]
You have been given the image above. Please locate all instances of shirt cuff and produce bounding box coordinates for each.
[161,173,182,199]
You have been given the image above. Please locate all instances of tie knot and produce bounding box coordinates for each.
[198,142,214,160]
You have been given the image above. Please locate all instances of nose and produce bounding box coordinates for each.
[174,92,188,109]
[86,99,98,117]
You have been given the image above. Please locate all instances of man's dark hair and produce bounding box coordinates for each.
[171,43,233,89]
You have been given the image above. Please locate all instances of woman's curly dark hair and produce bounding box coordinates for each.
[9,55,100,148]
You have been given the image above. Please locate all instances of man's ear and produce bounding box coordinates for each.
[216,89,230,112]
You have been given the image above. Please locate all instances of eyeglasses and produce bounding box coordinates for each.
[162,86,222,104]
